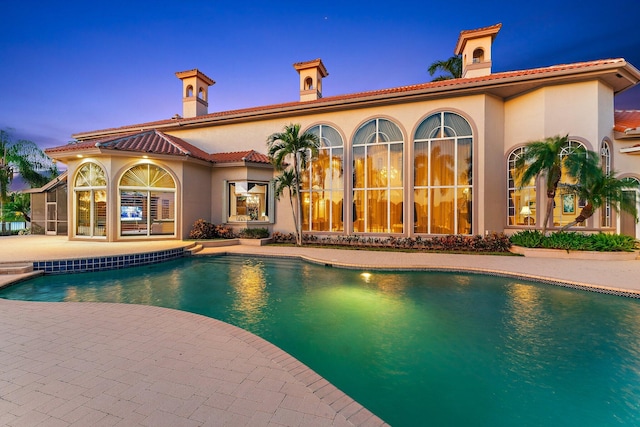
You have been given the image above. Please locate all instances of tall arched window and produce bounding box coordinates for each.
[353,118,404,233]
[300,124,344,232]
[414,112,472,234]
[119,164,176,237]
[554,140,587,228]
[507,147,536,226]
[600,140,611,227]
[74,162,107,237]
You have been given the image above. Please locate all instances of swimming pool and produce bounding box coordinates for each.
[2,255,639,426]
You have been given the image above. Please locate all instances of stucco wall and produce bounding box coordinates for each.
[182,162,213,237]
[170,93,492,235]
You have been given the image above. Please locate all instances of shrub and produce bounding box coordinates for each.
[189,219,236,239]
[239,227,270,239]
[214,225,235,239]
[509,230,545,248]
[188,219,216,239]
[510,231,636,252]
[272,231,296,243]
[273,232,512,252]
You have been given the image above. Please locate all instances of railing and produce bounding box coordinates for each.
[0,222,28,234]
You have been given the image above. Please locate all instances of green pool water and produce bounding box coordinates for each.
[2,255,639,426]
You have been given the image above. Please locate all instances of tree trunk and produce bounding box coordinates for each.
[560,203,594,231]
[293,155,302,246]
[542,195,554,234]
[542,166,562,234]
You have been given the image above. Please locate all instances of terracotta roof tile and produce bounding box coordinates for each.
[72,58,631,139]
[45,130,212,162]
[46,130,271,165]
[458,23,503,37]
[210,150,271,164]
[614,110,640,133]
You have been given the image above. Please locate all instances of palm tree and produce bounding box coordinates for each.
[1,129,58,232]
[428,55,462,81]
[515,135,576,233]
[559,153,638,230]
[267,124,319,245]
[273,168,298,238]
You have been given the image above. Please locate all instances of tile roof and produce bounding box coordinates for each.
[45,130,271,165]
[614,110,640,133]
[210,150,271,164]
[72,58,635,140]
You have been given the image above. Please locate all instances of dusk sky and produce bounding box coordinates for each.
[2,0,639,150]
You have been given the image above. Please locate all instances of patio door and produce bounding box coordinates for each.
[46,202,57,235]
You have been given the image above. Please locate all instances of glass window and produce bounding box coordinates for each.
[74,162,107,237]
[119,164,176,237]
[301,124,344,232]
[227,181,270,222]
[353,118,404,233]
[414,112,472,234]
[552,141,586,228]
[507,147,537,226]
[600,140,611,228]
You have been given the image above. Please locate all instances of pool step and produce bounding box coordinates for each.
[186,244,203,256]
[0,263,34,275]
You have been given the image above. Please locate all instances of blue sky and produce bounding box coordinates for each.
[1,0,639,149]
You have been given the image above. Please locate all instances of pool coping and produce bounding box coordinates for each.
[196,249,640,299]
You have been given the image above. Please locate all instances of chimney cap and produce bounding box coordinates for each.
[175,68,215,86]
[293,59,329,77]
[454,23,502,55]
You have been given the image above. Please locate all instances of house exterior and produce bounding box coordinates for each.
[43,24,640,242]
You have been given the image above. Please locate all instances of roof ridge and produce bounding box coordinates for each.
[94,129,155,147]
[155,130,192,156]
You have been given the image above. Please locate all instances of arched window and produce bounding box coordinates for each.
[414,112,472,234]
[507,147,536,226]
[554,140,587,228]
[600,140,611,227]
[119,164,176,237]
[472,48,484,63]
[353,118,404,233]
[300,124,343,232]
[74,162,107,237]
[198,87,205,100]
[186,85,194,97]
[304,77,314,90]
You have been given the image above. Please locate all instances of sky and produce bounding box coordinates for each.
[1,0,639,150]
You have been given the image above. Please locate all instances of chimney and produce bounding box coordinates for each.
[175,69,215,118]
[293,59,328,102]
[454,23,501,78]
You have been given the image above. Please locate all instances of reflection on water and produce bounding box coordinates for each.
[228,259,268,328]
